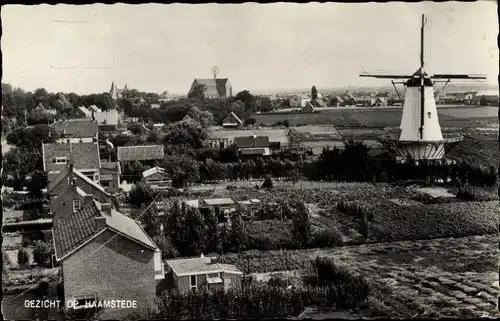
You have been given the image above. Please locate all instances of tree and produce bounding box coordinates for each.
[202,207,220,253]
[234,90,255,110]
[27,170,48,197]
[292,202,311,246]
[33,240,53,268]
[17,247,30,267]
[127,122,145,135]
[186,106,214,128]
[183,207,205,255]
[163,102,191,123]
[188,84,207,100]
[311,86,318,100]
[262,176,273,189]
[230,212,246,252]
[153,234,180,259]
[2,147,43,190]
[128,181,155,207]
[162,120,208,150]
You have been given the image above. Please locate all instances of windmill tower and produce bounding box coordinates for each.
[360,14,486,161]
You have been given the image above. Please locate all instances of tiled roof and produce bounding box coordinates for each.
[117,145,165,162]
[42,142,100,173]
[51,120,98,138]
[234,136,270,149]
[47,164,109,196]
[53,201,158,261]
[142,166,168,178]
[101,161,121,171]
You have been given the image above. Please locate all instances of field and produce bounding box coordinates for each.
[228,234,499,318]
[251,108,488,128]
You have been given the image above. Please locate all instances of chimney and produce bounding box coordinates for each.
[100,203,113,216]
[95,216,107,230]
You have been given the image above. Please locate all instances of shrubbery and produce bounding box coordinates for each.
[17,247,30,267]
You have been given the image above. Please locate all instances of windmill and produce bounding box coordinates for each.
[211,65,219,80]
[360,14,486,161]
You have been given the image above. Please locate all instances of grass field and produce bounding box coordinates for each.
[222,234,499,318]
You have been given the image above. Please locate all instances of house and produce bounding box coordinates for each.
[117,145,165,165]
[236,199,261,218]
[200,198,236,222]
[189,78,232,99]
[330,96,344,107]
[51,120,98,143]
[207,137,230,149]
[151,104,161,109]
[166,255,243,293]
[290,94,310,108]
[42,142,101,184]
[142,167,171,190]
[47,164,112,223]
[72,106,92,119]
[88,105,102,114]
[301,103,315,113]
[375,97,388,107]
[222,112,243,128]
[100,162,121,193]
[53,201,163,320]
[234,135,271,157]
[94,110,120,126]
[109,81,128,100]
[473,90,499,106]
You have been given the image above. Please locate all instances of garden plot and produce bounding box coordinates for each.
[447,134,499,167]
[233,234,499,318]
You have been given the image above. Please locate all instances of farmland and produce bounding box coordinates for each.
[251,108,486,128]
[223,234,499,318]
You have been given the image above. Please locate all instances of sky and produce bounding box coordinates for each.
[2,2,498,95]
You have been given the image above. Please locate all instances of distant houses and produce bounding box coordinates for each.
[290,94,310,107]
[222,112,243,129]
[72,106,92,119]
[472,90,499,106]
[234,135,271,157]
[52,201,163,319]
[94,109,121,126]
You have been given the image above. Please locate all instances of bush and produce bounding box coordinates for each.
[309,229,344,248]
[17,247,30,267]
[33,240,53,268]
[262,176,273,189]
[155,283,355,319]
[128,181,155,207]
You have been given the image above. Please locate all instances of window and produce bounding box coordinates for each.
[72,294,97,310]
[55,157,67,164]
[190,275,197,291]
[427,112,432,119]
[93,173,100,183]
[72,200,81,213]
